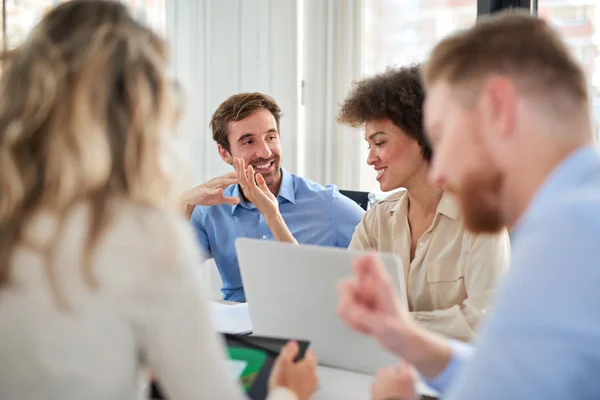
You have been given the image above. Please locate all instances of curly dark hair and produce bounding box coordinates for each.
[337,65,431,162]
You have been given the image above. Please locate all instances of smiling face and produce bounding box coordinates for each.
[218,108,283,194]
[364,119,429,192]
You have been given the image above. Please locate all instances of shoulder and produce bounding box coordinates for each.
[370,190,407,213]
[106,200,204,268]
[520,197,600,248]
[46,200,206,293]
[291,174,332,193]
[357,190,406,226]
[290,174,340,204]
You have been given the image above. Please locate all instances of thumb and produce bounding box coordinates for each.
[282,340,299,362]
[222,196,241,205]
[214,188,240,205]
[270,341,297,390]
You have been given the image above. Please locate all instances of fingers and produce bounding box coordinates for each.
[353,253,395,303]
[301,349,317,367]
[337,279,372,335]
[209,188,240,206]
[396,361,417,380]
[215,172,238,189]
[255,172,269,192]
[282,340,300,362]
[300,349,319,387]
[375,366,397,380]
[222,196,241,206]
[352,255,379,309]
[245,165,259,191]
[234,158,248,189]
[371,362,418,400]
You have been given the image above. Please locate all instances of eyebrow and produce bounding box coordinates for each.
[367,131,385,141]
[237,129,278,144]
[237,133,255,143]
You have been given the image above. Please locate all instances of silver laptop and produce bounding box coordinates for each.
[235,238,408,375]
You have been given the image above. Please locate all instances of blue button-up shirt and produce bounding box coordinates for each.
[427,145,600,399]
[191,168,365,302]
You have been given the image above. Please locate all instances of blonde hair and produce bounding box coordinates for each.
[0,0,181,291]
[422,12,588,112]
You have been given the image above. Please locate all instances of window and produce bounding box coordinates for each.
[2,0,165,49]
[360,0,477,195]
[538,0,600,140]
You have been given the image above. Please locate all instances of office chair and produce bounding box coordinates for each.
[339,190,375,211]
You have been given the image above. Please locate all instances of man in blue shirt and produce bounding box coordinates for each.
[182,92,364,302]
[337,13,600,400]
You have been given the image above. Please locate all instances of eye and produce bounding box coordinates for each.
[268,135,278,141]
[374,141,385,147]
[243,139,254,145]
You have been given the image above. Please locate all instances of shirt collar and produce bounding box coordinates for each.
[437,191,460,220]
[513,144,599,235]
[390,190,458,220]
[277,168,296,204]
[230,167,296,214]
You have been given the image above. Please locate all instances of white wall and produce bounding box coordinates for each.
[166,0,301,185]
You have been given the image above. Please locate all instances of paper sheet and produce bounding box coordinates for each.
[211,302,253,334]
[227,359,248,379]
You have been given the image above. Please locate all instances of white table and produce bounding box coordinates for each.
[314,366,372,399]
[212,301,438,399]
[314,365,437,399]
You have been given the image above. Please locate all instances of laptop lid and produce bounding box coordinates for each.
[235,238,407,375]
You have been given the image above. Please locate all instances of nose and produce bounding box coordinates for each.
[255,140,272,160]
[367,147,378,166]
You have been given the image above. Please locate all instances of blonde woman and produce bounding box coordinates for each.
[0,2,316,400]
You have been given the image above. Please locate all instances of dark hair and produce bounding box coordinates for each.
[210,92,282,153]
[337,65,431,162]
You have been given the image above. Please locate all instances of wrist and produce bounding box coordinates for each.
[398,323,452,380]
[264,209,284,224]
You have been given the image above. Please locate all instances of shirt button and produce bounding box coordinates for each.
[262,235,267,240]
[419,242,424,246]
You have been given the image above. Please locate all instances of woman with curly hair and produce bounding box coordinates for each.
[338,65,510,342]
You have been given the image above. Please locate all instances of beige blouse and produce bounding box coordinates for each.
[349,190,510,341]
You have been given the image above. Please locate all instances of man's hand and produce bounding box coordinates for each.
[371,362,418,400]
[337,253,414,355]
[337,254,454,380]
[234,157,279,218]
[180,172,240,219]
[269,341,318,400]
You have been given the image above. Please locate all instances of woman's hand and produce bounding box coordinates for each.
[269,341,318,400]
[234,157,279,218]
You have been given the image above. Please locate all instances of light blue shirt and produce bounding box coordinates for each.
[191,168,365,302]
[427,145,600,399]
